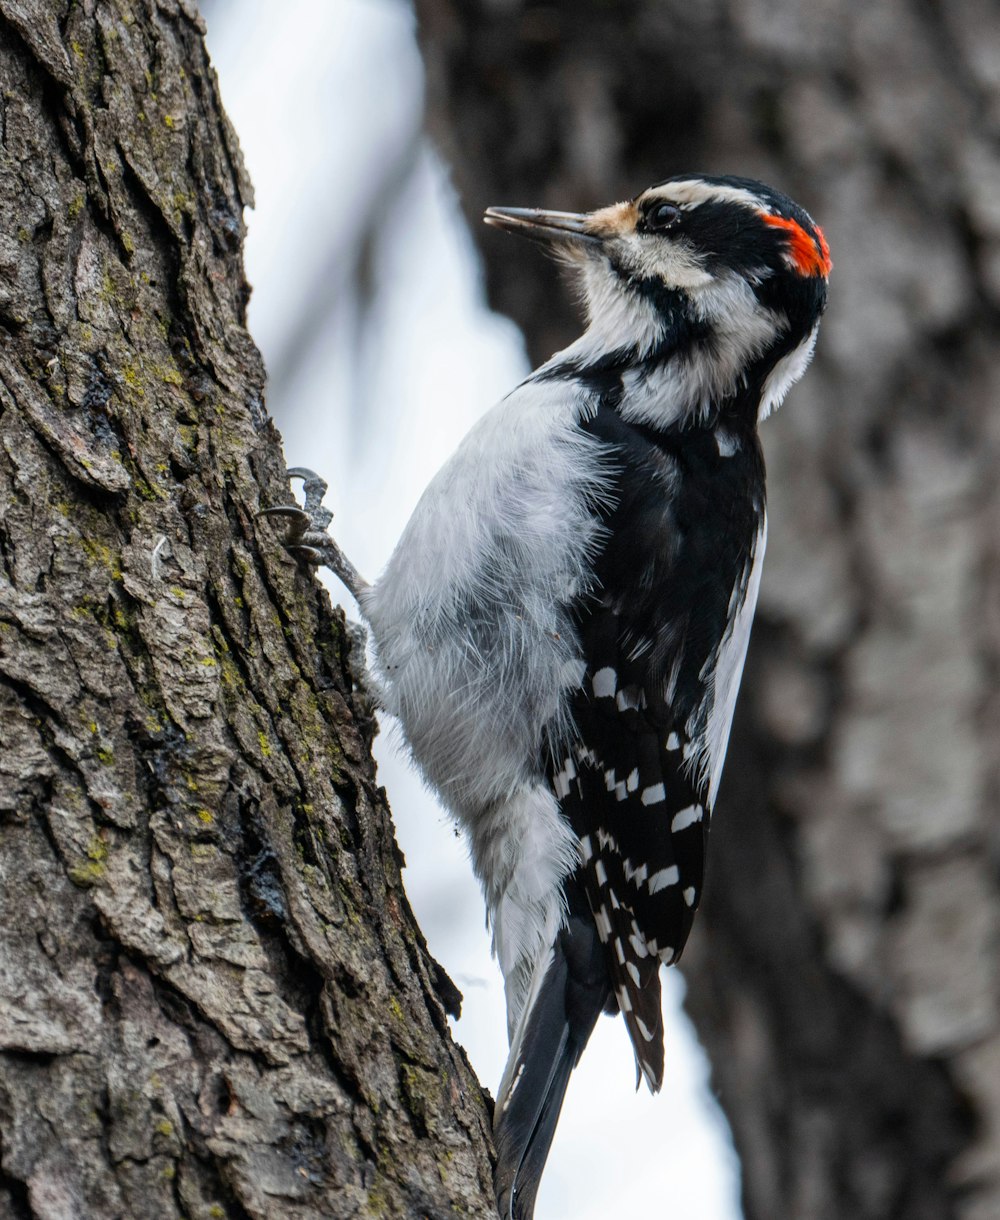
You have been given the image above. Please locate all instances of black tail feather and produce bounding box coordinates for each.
[493,895,610,1219]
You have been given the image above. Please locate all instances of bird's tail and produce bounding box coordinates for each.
[493,891,610,1220]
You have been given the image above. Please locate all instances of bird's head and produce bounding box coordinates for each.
[485,175,830,422]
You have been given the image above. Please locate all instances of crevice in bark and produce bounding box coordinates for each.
[0,1166,32,1219]
[115,153,189,321]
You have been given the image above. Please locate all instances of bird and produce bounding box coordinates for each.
[264,173,830,1219]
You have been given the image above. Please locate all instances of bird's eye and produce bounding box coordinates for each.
[645,202,683,232]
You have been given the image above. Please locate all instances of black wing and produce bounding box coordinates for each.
[550,403,765,1088]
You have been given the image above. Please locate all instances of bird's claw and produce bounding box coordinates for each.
[285,467,334,530]
[258,505,331,558]
[260,468,368,599]
[258,504,309,523]
[259,468,336,561]
[288,544,326,564]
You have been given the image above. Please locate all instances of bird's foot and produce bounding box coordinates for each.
[260,467,368,600]
[261,468,379,713]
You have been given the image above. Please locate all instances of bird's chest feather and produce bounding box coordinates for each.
[362,381,612,815]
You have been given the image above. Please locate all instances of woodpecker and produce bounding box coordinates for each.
[266,174,830,1219]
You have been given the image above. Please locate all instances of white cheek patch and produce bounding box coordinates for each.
[621,235,714,290]
[692,275,782,358]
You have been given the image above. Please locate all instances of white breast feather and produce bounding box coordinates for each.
[362,377,609,818]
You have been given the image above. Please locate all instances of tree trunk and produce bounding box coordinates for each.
[0,4,493,1217]
[414,3,1000,1218]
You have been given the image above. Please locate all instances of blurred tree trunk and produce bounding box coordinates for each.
[415,2,1000,1218]
[0,3,493,1217]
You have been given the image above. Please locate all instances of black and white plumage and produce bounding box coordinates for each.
[270,174,829,1219]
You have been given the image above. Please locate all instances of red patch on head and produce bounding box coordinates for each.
[762,213,832,278]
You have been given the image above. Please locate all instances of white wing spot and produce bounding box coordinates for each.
[665,732,681,751]
[624,859,648,888]
[595,859,608,887]
[579,835,594,864]
[616,687,645,712]
[641,783,666,806]
[604,768,616,793]
[626,768,639,793]
[671,804,703,832]
[626,961,642,987]
[592,667,617,698]
[553,756,577,799]
[629,932,649,959]
[648,865,680,894]
[595,905,612,942]
[614,937,626,965]
[683,886,697,907]
[615,780,628,802]
[617,986,633,1014]
[635,1015,656,1043]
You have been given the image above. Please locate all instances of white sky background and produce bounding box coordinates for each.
[205,2,743,1216]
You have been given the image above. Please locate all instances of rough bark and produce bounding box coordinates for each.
[0,3,494,1218]
[414,3,1000,1218]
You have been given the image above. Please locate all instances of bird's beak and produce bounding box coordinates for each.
[483,207,603,248]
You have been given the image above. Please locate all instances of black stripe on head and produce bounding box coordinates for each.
[640,174,827,285]
[666,201,784,279]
